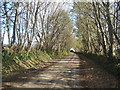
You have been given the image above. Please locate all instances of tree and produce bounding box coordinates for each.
[72,1,120,59]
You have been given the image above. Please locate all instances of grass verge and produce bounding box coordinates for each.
[2,51,70,74]
[48,51,70,59]
[2,51,52,74]
[77,52,120,75]
[76,52,120,88]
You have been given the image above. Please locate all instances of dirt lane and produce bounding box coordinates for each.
[11,54,88,88]
[3,53,118,89]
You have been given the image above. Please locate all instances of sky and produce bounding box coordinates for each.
[1,0,118,45]
[1,0,74,45]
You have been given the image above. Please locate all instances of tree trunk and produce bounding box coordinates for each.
[11,4,18,46]
[93,2,107,56]
[106,2,113,58]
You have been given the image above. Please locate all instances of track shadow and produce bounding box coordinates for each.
[3,53,90,89]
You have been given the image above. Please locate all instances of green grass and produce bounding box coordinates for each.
[77,52,120,75]
[78,52,120,88]
[48,51,70,59]
[2,51,70,74]
[2,51,52,74]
